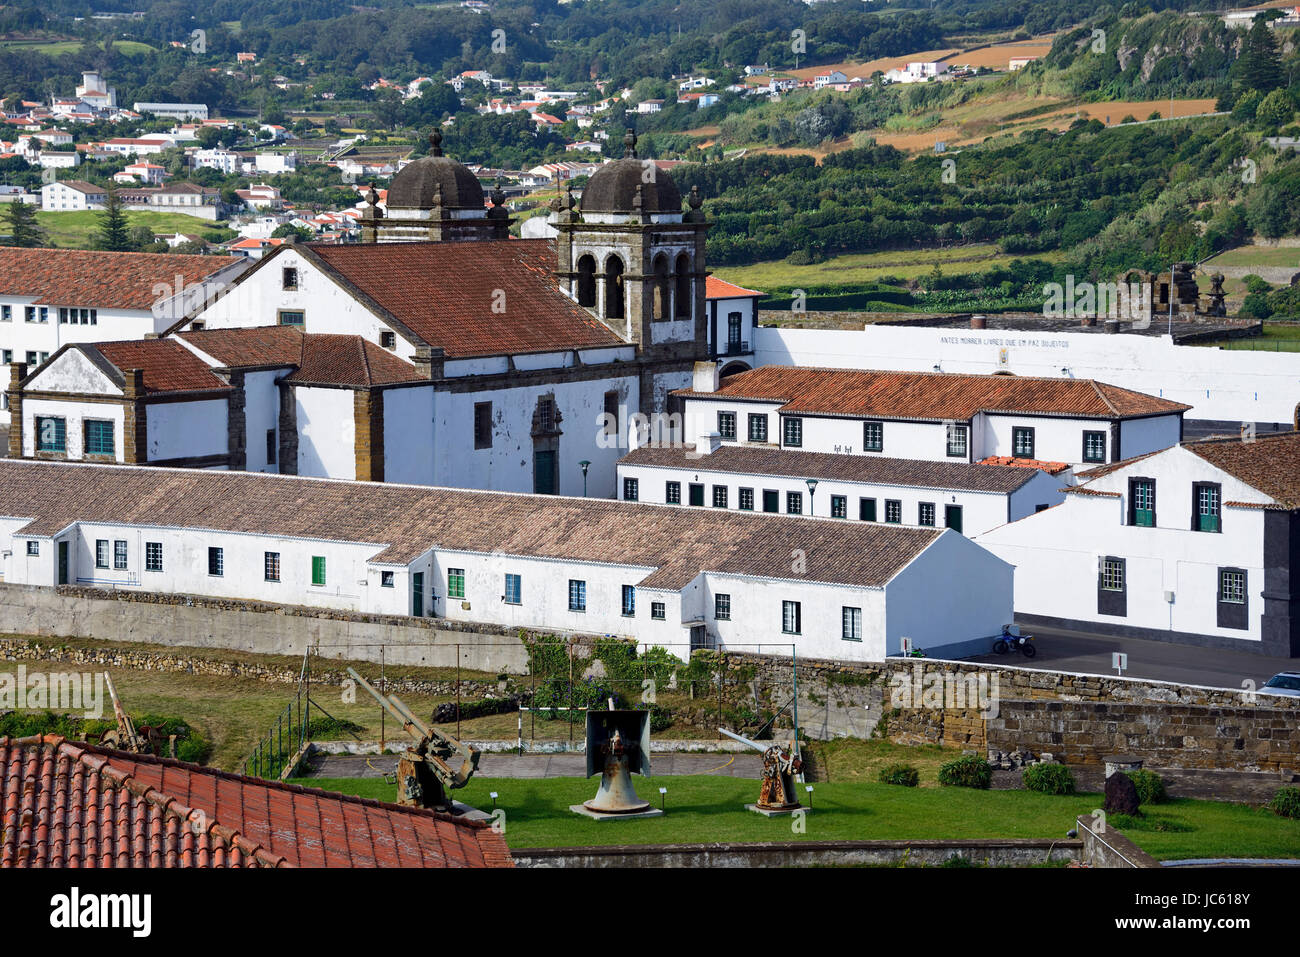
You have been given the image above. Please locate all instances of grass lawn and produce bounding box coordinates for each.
[0,39,154,55]
[36,211,235,249]
[1205,246,1300,269]
[715,244,1061,293]
[1204,323,1300,351]
[308,773,1300,860]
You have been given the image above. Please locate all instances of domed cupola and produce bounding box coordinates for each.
[579,130,682,218]
[366,130,511,243]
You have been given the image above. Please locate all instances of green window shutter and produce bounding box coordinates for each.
[312,556,326,586]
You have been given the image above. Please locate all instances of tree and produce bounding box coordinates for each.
[93,185,133,252]
[2,199,45,247]
[195,126,221,149]
[1255,89,1296,129]
[1236,20,1283,95]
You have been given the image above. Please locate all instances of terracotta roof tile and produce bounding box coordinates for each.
[977,455,1071,475]
[676,366,1190,421]
[623,443,1045,493]
[1186,431,1300,509]
[179,325,305,368]
[0,460,941,589]
[88,339,232,395]
[705,276,763,299]
[0,247,235,310]
[303,240,625,358]
[179,327,425,386]
[0,735,512,868]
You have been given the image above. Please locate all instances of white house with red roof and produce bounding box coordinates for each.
[705,276,763,374]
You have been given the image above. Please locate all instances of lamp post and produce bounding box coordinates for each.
[805,477,818,515]
[579,460,590,497]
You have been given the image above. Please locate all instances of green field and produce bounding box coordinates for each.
[1203,322,1300,351]
[0,39,155,55]
[35,210,235,249]
[1205,245,1300,269]
[714,244,1063,293]
[310,774,1300,860]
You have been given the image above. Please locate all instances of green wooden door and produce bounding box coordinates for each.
[57,541,69,585]
[412,571,424,617]
[534,450,557,495]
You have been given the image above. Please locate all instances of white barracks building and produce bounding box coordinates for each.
[0,460,1014,661]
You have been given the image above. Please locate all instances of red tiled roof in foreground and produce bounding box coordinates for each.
[978,455,1072,475]
[675,366,1190,422]
[705,276,763,299]
[304,240,626,358]
[0,735,513,868]
[0,247,236,311]
[1185,431,1300,510]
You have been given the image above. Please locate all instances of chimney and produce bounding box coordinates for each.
[122,368,145,398]
[692,360,720,394]
[970,314,986,330]
[411,345,444,380]
[696,430,721,455]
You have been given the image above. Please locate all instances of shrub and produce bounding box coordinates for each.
[878,763,919,787]
[1268,786,1300,819]
[937,754,992,789]
[1126,769,1168,805]
[1022,762,1076,795]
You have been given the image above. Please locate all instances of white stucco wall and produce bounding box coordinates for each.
[147,399,227,463]
[296,386,356,479]
[383,386,435,484]
[244,369,287,473]
[22,398,124,461]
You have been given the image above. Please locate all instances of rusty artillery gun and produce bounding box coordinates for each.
[719,727,803,812]
[92,673,169,755]
[347,667,480,812]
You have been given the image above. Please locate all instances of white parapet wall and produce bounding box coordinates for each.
[754,325,1300,425]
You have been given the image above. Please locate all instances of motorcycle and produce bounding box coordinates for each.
[993,626,1036,658]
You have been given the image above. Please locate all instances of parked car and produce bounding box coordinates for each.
[1260,672,1300,698]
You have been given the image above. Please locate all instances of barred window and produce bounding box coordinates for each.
[208,547,224,577]
[717,411,736,440]
[568,579,587,612]
[666,481,681,504]
[264,551,281,582]
[738,487,754,511]
[145,542,162,572]
[782,416,802,448]
[623,477,639,501]
[863,420,883,452]
[95,540,109,569]
[946,423,968,458]
[748,414,768,442]
[786,491,802,514]
[712,485,728,508]
[1083,430,1106,463]
[919,502,936,527]
[715,593,731,620]
[113,540,127,570]
[884,500,902,524]
[831,495,847,518]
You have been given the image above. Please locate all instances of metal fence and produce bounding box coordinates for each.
[243,686,308,779]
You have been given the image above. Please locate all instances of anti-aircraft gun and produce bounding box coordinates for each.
[93,673,167,754]
[347,667,480,812]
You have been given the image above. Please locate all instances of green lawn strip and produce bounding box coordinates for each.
[35,211,235,249]
[307,775,1300,859]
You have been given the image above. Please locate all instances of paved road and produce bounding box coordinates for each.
[963,623,1300,692]
[303,752,764,780]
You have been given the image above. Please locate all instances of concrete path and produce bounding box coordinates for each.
[303,751,764,780]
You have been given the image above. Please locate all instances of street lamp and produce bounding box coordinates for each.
[805,477,818,515]
[579,460,591,497]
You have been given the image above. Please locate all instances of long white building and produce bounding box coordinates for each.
[0,460,1014,661]
[677,364,1189,470]
[977,431,1300,656]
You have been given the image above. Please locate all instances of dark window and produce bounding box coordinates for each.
[264,552,280,582]
[715,593,731,620]
[208,547,224,577]
[621,584,636,616]
[712,485,728,508]
[282,267,298,290]
[26,541,38,557]
[278,309,305,326]
[762,489,779,513]
[842,607,862,642]
[782,417,802,448]
[831,495,847,518]
[504,573,521,604]
[1083,430,1107,463]
[782,600,801,635]
[95,540,109,569]
[266,429,277,465]
[312,556,326,586]
[946,423,968,458]
[863,420,883,452]
[1097,556,1126,617]
[447,568,465,599]
[623,478,639,501]
[113,540,127,570]
[379,330,396,349]
[603,391,619,436]
[919,502,936,526]
[666,481,681,504]
[786,491,802,514]
[1194,482,1221,533]
[1129,478,1156,527]
[884,500,902,524]
[474,402,493,449]
[36,416,66,453]
[944,504,964,533]
[717,411,736,440]
[738,487,754,511]
[145,542,162,571]
[381,570,394,587]
[651,601,665,620]
[1217,567,1248,630]
[860,497,877,521]
[84,420,114,456]
[748,414,768,443]
[569,579,586,612]
[1012,426,1035,459]
[689,483,705,506]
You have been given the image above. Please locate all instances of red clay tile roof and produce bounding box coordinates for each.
[88,339,232,395]
[287,334,424,387]
[303,240,626,358]
[675,366,1190,421]
[0,459,942,589]
[705,276,763,299]
[977,455,1072,475]
[179,327,423,386]
[0,735,513,868]
[0,247,236,310]
[623,443,1045,494]
[1186,431,1300,509]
